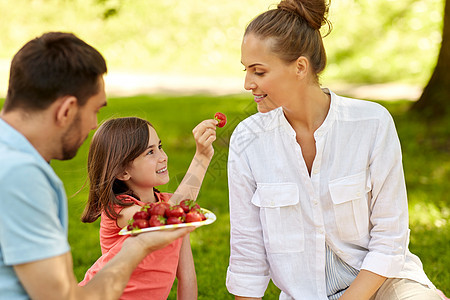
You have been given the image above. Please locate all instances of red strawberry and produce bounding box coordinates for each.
[149,214,167,227]
[132,218,149,229]
[214,112,227,128]
[142,202,156,212]
[150,202,170,216]
[166,205,186,218]
[133,210,149,220]
[185,210,203,223]
[180,199,200,213]
[167,216,184,225]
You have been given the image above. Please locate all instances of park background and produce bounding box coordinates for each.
[0,0,449,298]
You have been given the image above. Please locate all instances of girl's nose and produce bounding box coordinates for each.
[159,150,168,162]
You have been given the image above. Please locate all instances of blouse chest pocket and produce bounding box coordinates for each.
[329,171,371,241]
[251,183,304,254]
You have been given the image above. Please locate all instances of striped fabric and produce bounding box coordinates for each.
[326,243,360,299]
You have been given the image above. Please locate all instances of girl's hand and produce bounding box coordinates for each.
[192,119,217,160]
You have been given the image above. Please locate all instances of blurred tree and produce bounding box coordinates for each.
[412,0,450,118]
[96,0,120,19]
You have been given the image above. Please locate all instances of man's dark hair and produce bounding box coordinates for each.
[3,32,107,113]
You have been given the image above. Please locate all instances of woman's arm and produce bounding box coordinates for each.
[339,270,386,300]
[176,234,198,300]
[361,110,410,272]
[170,119,217,204]
[340,109,405,299]
[226,127,270,298]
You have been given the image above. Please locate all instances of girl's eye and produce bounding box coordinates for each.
[146,150,154,155]
[159,144,163,150]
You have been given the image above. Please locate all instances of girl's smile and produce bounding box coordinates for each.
[122,125,170,202]
[156,167,168,175]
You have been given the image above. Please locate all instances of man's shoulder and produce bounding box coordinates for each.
[0,146,53,187]
[0,146,36,172]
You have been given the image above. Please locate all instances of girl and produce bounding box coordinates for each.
[226,0,444,299]
[80,116,217,299]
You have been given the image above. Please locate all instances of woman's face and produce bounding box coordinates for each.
[241,34,299,113]
[124,125,169,195]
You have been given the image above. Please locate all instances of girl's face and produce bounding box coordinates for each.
[241,34,299,113]
[124,126,169,198]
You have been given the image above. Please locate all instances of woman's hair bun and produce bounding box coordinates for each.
[278,0,331,32]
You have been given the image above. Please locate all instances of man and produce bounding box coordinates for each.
[0,32,193,299]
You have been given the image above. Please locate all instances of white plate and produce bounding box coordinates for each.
[119,208,216,235]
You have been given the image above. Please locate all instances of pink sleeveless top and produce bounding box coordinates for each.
[79,193,182,300]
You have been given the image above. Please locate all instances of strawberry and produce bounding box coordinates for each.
[167,216,184,225]
[142,202,156,212]
[149,214,167,227]
[132,218,149,229]
[214,112,227,128]
[150,202,171,216]
[179,199,200,213]
[166,205,186,218]
[133,210,149,220]
[185,210,203,223]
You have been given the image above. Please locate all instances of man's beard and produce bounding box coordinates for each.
[60,114,85,160]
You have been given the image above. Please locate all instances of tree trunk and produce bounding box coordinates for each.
[411,0,450,118]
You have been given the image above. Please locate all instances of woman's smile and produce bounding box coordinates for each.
[253,94,267,103]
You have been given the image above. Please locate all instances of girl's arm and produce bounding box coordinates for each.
[176,234,198,300]
[339,270,386,300]
[117,204,142,228]
[170,119,217,204]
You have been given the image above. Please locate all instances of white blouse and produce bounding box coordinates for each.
[226,91,434,299]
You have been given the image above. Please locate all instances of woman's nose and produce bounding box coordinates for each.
[244,73,256,91]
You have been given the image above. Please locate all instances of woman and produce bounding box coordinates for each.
[226,0,443,299]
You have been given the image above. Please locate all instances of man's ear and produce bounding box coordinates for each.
[295,56,309,80]
[55,96,78,127]
[116,171,131,181]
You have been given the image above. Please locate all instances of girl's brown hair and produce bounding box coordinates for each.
[81,117,154,223]
[245,0,332,80]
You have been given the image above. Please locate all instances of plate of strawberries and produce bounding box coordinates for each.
[119,199,216,235]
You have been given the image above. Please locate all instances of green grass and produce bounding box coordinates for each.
[1,94,449,298]
[0,0,445,85]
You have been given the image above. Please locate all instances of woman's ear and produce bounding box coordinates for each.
[55,96,78,127]
[116,171,131,181]
[295,56,309,79]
